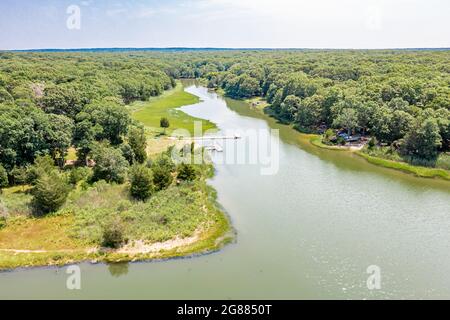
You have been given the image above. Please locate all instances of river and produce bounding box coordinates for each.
[0,82,449,299]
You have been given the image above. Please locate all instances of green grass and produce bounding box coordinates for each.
[356,151,450,180]
[309,135,351,151]
[245,97,269,111]
[65,179,220,244]
[0,158,233,270]
[65,147,78,161]
[308,135,450,181]
[0,185,33,217]
[0,83,231,270]
[131,83,217,136]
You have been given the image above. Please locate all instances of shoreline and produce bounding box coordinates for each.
[211,88,450,182]
[0,83,234,271]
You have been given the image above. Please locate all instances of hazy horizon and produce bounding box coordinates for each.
[1,0,449,50]
[5,46,450,52]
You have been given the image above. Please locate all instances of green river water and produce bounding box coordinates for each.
[0,83,449,299]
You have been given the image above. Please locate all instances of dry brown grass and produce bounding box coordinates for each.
[0,214,86,251]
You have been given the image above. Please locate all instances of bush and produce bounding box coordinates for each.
[129,165,154,201]
[337,136,346,145]
[177,163,198,182]
[102,218,125,248]
[69,167,92,185]
[324,129,334,141]
[0,216,6,229]
[368,137,378,149]
[32,171,70,214]
[152,154,176,173]
[151,154,175,191]
[0,164,8,192]
[10,166,27,186]
[153,166,173,191]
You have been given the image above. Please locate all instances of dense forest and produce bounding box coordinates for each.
[1,50,449,186]
[162,50,450,168]
[0,50,449,266]
[0,51,220,261]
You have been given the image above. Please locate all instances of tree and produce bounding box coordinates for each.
[160,117,170,134]
[177,163,197,182]
[128,126,147,164]
[129,165,154,201]
[87,103,131,145]
[280,95,301,121]
[26,155,55,185]
[434,108,450,151]
[236,75,260,98]
[297,95,323,131]
[46,114,74,167]
[0,165,8,193]
[333,108,358,135]
[356,102,376,136]
[73,112,100,164]
[152,156,174,191]
[402,118,442,160]
[39,86,87,119]
[0,104,50,170]
[32,171,70,214]
[389,110,414,142]
[10,166,27,186]
[91,143,129,184]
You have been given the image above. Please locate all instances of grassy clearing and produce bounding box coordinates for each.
[131,83,216,136]
[0,214,85,250]
[0,186,33,217]
[65,147,78,161]
[245,97,269,111]
[0,160,232,270]
[309,135,352,151]
[356,151,450,180]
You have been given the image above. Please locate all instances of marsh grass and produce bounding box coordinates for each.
[357,150,450,180]
[131,83,216,136]
[0,161,232,269]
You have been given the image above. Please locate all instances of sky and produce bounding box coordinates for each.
[0,0,449,50]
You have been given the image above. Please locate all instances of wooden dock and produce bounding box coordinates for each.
[172,133,242,141]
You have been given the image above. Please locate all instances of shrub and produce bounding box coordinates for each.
[120,143,135,165]
[129,165,154,201]
[324,129,334,141]
[337,136,346,145]
[69,167,92,185]
[0,164,8,192]
[151,154,175,191]
[102,218,125,248]
[177,163,198,182]
[152,154,176,173]
[0,216,6,229]
[10,166,27,186]
[153,166,173,191]
[32,171,70,214]
[368,137,378,149]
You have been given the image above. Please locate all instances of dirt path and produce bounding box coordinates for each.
[0,230,202,255]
